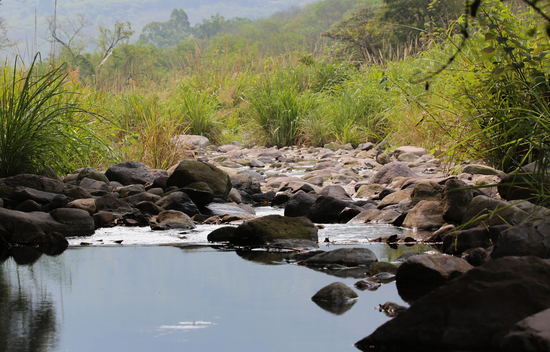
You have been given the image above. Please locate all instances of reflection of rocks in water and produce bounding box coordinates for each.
[306,265,371,279]
[10,246,43,265]
[311,282,358,315]
[312,298,358,315]
[0,262,59,352]
[235,249,290,265]
[377,302,408,317]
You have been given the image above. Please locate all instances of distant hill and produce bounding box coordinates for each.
[0,0,317,55]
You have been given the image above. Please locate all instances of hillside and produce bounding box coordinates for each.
[0,0,317,54]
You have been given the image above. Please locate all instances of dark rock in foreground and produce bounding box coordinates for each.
[356,256,550,351]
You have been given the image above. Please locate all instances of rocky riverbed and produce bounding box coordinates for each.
[1,137,549,350]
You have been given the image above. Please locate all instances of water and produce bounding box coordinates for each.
[1,206,438,352]
[1,243,435,352]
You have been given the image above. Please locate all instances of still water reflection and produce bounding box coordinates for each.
[1,244,433,352]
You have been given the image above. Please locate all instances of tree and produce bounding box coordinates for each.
[140,8,191,47]
[98,21,134,65]
[378,0,463,43]
[45,14,92,65]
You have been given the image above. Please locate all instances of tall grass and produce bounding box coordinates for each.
[111,91,188,169]
[0,55,109,177]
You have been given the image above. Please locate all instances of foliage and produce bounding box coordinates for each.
[110,90,187,169]
[140,9,191,47]
[0,55,109,177]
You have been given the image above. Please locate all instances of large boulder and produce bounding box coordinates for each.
[1,174,67,193]
[369,162,417,185]
[150,210,195,230]
[409,181,442,206]
[105,161,155,185]
[167,160,232,200]
[395,254,473,285]
[284,192,319,218]
[229,215,318,246]
[462,196,529,229]
[442,178,473,223]
[308,196,355,224]
[155,191,199,217]
[319,185,352,201]
[442,226,499,255]
[10,186,72,205]
[0,207,95,237]
[498,161,549,202]
[502,307,550,351]
[491,222,550,259]
[356,256,550,351]
[402,200,445,230]
[230,173,261,196]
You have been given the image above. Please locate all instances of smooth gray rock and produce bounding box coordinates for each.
[303,248,378,266]
[105,161,155,185]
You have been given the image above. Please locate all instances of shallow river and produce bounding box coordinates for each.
[1,207,436,352]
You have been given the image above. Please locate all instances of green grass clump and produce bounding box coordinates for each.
[0,55,109,177]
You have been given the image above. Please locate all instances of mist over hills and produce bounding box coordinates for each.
[1,0,316,54]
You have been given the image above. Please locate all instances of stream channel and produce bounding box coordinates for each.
[1,206,437,352]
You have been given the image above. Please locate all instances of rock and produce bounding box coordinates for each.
[302,248,377,266]
[367,262,398,276]
[397,153,418,162]
[491,223,550,259]
[377,302,408,317]
[62,186,93,200]
[10,221,45,244]
[93,211,118,228]
[462,164,503,176]
[10,186,72,205]
[462,196,529,229]
[207,226,237,242]
[356,256,550,351]
[227,188,242,204]
[155,191,199,217]
[172,134,210,149]
[462,247,491,267]
[313,160,337,170]
[409,181,442,206]
[502,307,550,351]
[393,146,427,158]
[180,184,215,207]
[354,277,381,291]
[376,152,391,165]
[135,201,163,216]
[323,142,341,151]
[442,178,473,223]
[442,226,497,255]
[284,192,319,218]
[252,191,276,204]
[94,194,128,212]
[78,177,110,191]
[498,161,549,202]
[358,142,374,151]
[67,198,97,214]
[355,184,385,199]
[395,254,473,285]
[49,208,96,236]
[167,160,232,200]
[311,282,358,303]
[105,161,155,185]
[376,189,413,209]
[402,201,445,230]
[369,162,417,185]
[123,192,161,207]
[230,173,261,195]
[1,174,67,193]
[205,203,255,216]
[319,185,352,201]
[150,210,195,230]
[77,167,110,184]
[308,196,355,224]
[15,199,43,212]
[229,215,318,247]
